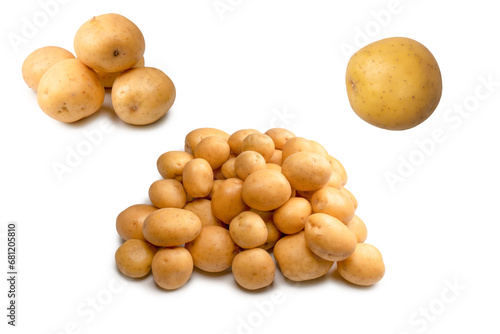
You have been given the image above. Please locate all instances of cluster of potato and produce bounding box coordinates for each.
[114,128,385,290]
[21,13,175,125]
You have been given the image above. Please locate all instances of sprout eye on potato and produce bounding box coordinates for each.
[114,127,385,291]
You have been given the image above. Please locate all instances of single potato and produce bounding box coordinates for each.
[265,128,295,150]
[234,151,267,180]
[22,46,75,91]
[345,215,368,243]
[194,136,231,170]
[74,13,145,72]
[116,204,157,240]
[242,169,291,211]
[157,151,194,181]
[115,239,156,278]
[229,211,268,249]
[346,37,442,130]
[232,248,275,290]
[182,158,214,198]
[310,187,355,223]
[211,178,248,224]
[337,243,385,286]
[282,151,332,191]
[37,59,105,123]
[273,197,311,235]
[148,179,186,209]
[240,133,275,162]
[221,158,238,179]
[152,247,193,290]
[111,67,175,125]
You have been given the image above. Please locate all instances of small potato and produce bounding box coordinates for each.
[143,208,202,247]
[345,215,367,243]
[273,231,333,281]
[96,56,145,88]
[229,211,268,249]
[327,155,347,186]
[282,152,332,191]
[184,128,230,155]
[116,204,157,240]
[240,133,275,162]
[194,136,231,170]
[185,226,239,272]
[152,247,193,290]
[273,197,311,234]
[22,46,75,91]
[311,187,355,223]
[157,151,194,181]
[266,163,281,172]
[267,149,283,166]
[149,179,186,208]
[74,13,145,72]
[341,187,358,210]
[337,243,385,286]
[281,137,328,162]
[111,67,175,125]
[221,158,237,179]
[258,220,282,251]
[232,248,275,290]
[182,158,214,198]
[227,129,260,155]
[37,59,105,123]
[242,169,291,211]
[265,128,295,150]
[183,199,224,228]
[211,178,248,224]
[305,213,357,261]
[115,239,156,278]
[234,151,267,181]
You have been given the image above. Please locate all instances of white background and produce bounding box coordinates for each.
[1,0,499,333]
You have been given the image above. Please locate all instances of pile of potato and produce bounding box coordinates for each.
[21,13,175,125]
[115,128,385,290]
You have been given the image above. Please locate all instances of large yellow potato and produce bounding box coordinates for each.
[37,59,104,123]
[74,13,145,72]
[111,67,175,125]
[22,46,75,91]
[346,37,442,130]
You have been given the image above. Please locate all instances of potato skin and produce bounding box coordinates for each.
[143,208,202,247]
[229,211,268,249]
[152,247,193,290]
[345,215,368,243]
[337,243,385,286]
[184,128,230,155]
[240,133,275,162]
[346,37,442,130]
[310,187,355,223]
[182,158,214,198]
[241,169,291,211]
[95,56,145,88]
[157,151,194,181]
[228,129,260,155]
[232,248,275,290]
[273,197,311,235]
[273,231,333,281]
[265,128,295,150]
[211,178,248,224]
[37,59,105,123]
[22,46,75,91]
[304,213,357,261]
[183,199,224,228]
[116,204,157,240]
[111,67,175,125]
[185,226,239,272]
[115,239,156,278]
[74,13,145,72]
[282,151,332,191]
[194,136,231,170]
[234,151,267,181]
[148,179,186,209]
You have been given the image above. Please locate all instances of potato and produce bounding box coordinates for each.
[323,170,343,190]
[96,56,145,88]
[337,243,385,286]
[310,187,355,223]
[152,247,193,290]
[240,133,275,162]
[183,199,224,228]
[37,59,104,123]
[273,231,333,281]
[242,169,291,211]
[327,155,347,186]
[22,46,75,91]
[346,37,442,130]
[182,158,214,198]
[211,178,248,224]
[345,215,367,243]
[281,137,328,162]
[143,208,202,247]
[148,179,186,208]
[282,152,332,191]
[221,158,237,179]
[184,128,230,155]
[194,136,231,170]
[115,239,156,278]
[305,213,357,261]
[185,226,239,272]
[234,151,267,181]
[157,151,194,181]
[267,149,283,166]
[265,128,295,150]
[258,220,282,251]
[273,197,311,234]
[208,179,224,199]
[111,67,175,125]
[266,163,281,172]
[232,248,275,290]
[116,204,157,240]
[229,211,268,249]
[227,129,260,155]
[74,13,145,72]
[341,187,358,210]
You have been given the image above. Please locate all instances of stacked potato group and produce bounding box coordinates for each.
[115,128,385,290]
[22,13,175,125]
